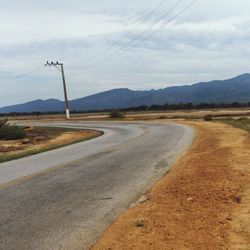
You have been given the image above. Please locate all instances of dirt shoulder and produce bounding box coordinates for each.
[92,121,250,250]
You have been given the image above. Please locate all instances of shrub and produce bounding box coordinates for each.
[0,118,8,128]
[159,116,167,119]
[203,115,213,121]
[237,117,247,121]
[110,111,126,119]
[134,220,144,227]
[0,125,27,140]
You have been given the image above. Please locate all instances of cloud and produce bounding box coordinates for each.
[0,0,250,106]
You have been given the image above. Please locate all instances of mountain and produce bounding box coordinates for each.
[1,73,250,113]
[0,99,64,113]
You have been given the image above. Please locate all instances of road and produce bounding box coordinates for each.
[0,121,194,250]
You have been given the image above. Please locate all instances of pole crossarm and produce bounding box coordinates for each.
[44,61,63,67]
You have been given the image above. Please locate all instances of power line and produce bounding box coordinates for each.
[68,0,186,71]
[71,0,196,71]
[12,68,44,79]
[4,0,197,84]
[69,0,169,69]
[108,0,198,62]
[103,0,186,62]
[6,63,58,82]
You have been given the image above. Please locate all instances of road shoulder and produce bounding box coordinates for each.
[92,121,250,249]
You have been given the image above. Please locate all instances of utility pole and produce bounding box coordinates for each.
[45,61,70,119]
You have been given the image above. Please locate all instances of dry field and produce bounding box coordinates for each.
[4,108,250,121]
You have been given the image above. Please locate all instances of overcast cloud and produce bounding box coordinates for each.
[0,0,249,106]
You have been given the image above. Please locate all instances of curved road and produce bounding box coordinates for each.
[0,121,194,250]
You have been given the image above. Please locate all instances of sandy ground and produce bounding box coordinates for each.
[92,121,250,250]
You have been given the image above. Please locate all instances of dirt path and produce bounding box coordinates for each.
[92,121,250,250]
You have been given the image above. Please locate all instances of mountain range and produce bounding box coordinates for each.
[1,73,250,113]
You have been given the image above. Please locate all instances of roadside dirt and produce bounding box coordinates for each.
[92,121,250,250]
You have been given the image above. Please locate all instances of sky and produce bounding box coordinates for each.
[0,0,250,106]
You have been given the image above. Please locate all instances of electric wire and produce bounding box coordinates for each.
[12,68,44,79]
[106,0,198,64]
[6,0,197,81]
[68,0,186,71]
[70,0,169,69]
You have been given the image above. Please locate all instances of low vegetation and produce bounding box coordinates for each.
[203,114,213,121]
[122,102,250,112]
[221,117,250,133]
[110,111,126,119]
[0,118,27,140]
[158,116,167,119]
[0,126,102,163]
[134,220,144,228]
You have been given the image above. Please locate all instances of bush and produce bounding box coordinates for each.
[159,116,167,119]
[0,125,27,140]
[134,220,144,227]
[110,111,126,119]
[203,115,213,121]
[0,118,8,128]
[237,117,248,121]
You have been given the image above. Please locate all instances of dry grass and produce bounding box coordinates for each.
[221,118,250,133]
[4,108,250,122]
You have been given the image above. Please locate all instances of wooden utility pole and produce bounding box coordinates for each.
[45,61,70,119]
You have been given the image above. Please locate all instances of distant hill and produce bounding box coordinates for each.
[0,99,64,113]
[1,73,250,113]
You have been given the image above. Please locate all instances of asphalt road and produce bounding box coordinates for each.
[0,121,194,250]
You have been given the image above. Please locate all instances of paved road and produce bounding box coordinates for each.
[0,121,194,250]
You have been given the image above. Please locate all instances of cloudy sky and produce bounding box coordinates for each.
[0,0,249,106]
